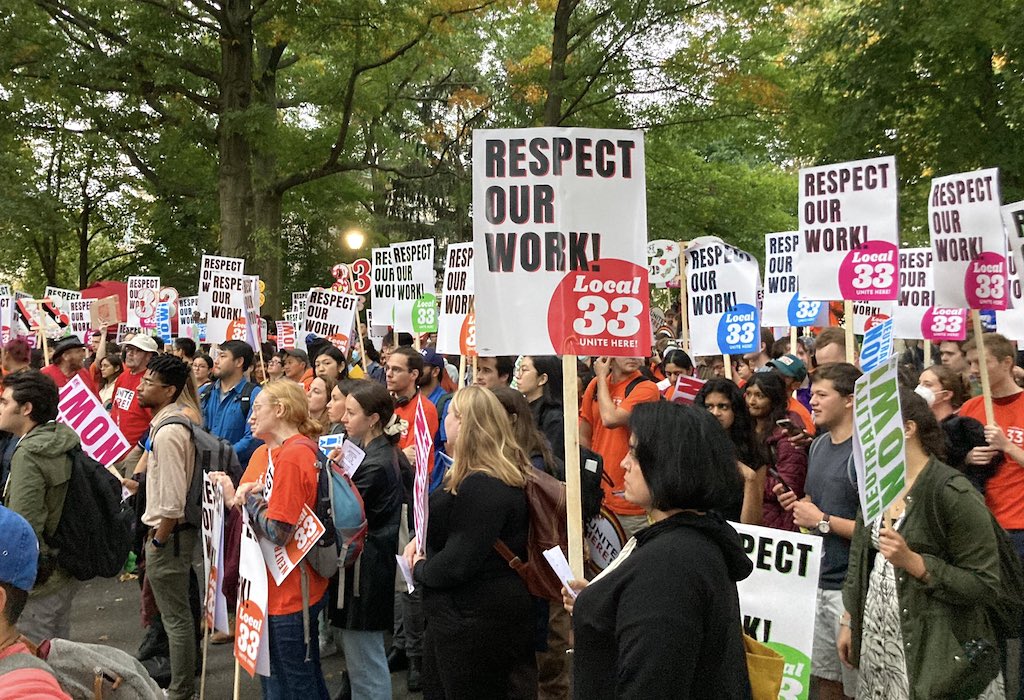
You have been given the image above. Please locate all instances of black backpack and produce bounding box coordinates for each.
[46,446,134,581]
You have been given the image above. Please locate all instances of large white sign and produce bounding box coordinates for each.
[891,248,967,342]
[370,247,395,326]
[929,168,1006,310]
[303,288,359,353]
[797,156,899,302]
[472,128,650,357]
[198,255,246,344]
[685,236,761,357]
[235,509,270,677]
[762,232,825,328]
[201,473,229,634]
[997,201,1024,340]
[126,276,160,329]
[69,299,92,342]
[436,242,475,355]
[732,522,822,700]
[849,301,892,336]
[389,239,436,333]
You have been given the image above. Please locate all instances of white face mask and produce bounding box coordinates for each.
[914,384,936,407]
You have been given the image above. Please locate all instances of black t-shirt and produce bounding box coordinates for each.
[804,434,859,590]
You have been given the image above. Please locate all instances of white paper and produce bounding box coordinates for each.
[396,554,415,593]
[341,440,365,478]
[542,545,576,599]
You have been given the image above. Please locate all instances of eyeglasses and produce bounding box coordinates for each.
[139,377,170,389]
[267,359,283,366]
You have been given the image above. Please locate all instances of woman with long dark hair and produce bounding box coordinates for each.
[515,355,564,462]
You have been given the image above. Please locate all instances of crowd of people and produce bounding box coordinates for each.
[0,309,1022,700]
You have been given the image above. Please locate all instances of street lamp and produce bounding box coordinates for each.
[344,228,366,250]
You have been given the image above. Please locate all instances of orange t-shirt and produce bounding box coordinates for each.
[240,435,328,616]
[960,392,1024,530]
[395,393,439,476]
[580,371,661,516]
[787,397,816,436]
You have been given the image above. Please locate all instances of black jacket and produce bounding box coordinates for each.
[530,394,565,463]
[328,434,402,631]
[572,511,754,700]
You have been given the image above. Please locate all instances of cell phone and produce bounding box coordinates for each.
[776,418,807,437]
[768,465,793,493]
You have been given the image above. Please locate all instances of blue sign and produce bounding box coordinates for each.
[716,303,759,354]
[155,302,172,345]
[787,294,824,328]
[859,317,894,372]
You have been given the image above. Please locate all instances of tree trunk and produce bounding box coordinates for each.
[543,0,574,127]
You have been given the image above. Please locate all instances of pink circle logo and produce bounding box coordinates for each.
[921,308,968,341]
[964,252,1008,310]
[838,240,899,301]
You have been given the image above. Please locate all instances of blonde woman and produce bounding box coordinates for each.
[403,386,535,698]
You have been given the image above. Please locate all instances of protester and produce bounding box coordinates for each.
[191,353,213,390]
[265,353,285,383]
[306,374,337,435]
[327,380,404,700]
[695,378,764,524]
[418,349,454,405]
[282,348,314,389]
[767,353,815,432]
[404,386,535,697]
[313,345,349,383]
[516,355,565,462]
[1,338,31,376]
[201,340,262,467]
[473,355,515,389]
[659,348,694,397]
[839,388,1005,698]
[814,327,847,365]
[775,362,862,700]
[580,356,661,537]
[744,371,808,530]
[41,336,98,395]
[361,338,387,385]
[939,339,969,376]
[744,327,775,371]
[212,381,330,700]
[171,338,196,362]
[563,402,753,698]
[0,505,73,699]
[111,334,158,473]
[96,353,123,410]
[137,356,198,700]
[324,380,357,437]
[0,371,81,644]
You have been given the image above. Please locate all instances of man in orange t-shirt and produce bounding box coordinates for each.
[580,357,661,537]
[387,348,438,477]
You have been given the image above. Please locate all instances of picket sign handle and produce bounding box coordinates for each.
[923,339,932,366]
[723,355,733,381]
[199,626,210,700]
[678,241,690,353]
[844,300,855,364]
[562,354,584,579]
[472,355,478,385]
[359,311,370,376]
[972,310,996,425]
[232,658,240,700]
[790,326,798,354]
[458,355,467,388]
[39,327,48,364]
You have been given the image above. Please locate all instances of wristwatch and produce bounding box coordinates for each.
[151,537,165,549]
[816,514,831,535]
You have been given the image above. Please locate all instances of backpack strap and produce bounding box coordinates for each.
[199,383,213,409]
[493,539,526,573]
[0,650,58,679]
[623,376,646,399]
[238,381,256,417]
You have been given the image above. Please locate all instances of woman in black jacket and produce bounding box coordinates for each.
[564,402,754,699]
[404,386,535,699]
[516,355,565,462]
[327,380,404,700]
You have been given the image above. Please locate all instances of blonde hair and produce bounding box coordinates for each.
[259,379,321,438]
[445,386,529,494]
[177,371,203,426]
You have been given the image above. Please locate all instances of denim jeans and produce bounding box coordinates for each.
[340,629,391,700]
[260,594,330,700]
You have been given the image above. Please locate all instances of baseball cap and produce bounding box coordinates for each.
[421,348,445,369]
[282,348,309,365]
[768,354,807,381]
[125,335,159,353]
[0,505,39,591]
[50,336,86,363]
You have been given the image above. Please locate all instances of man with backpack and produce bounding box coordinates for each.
[201,340,262,467]
[0,370,81,644]
[137,356,198,700]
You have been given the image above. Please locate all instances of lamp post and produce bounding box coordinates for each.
[343,228,366,250]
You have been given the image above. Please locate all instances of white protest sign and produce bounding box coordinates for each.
[389,240,435,333]
[57,376,132,466]
[852,356,906,525]
[850,301,892,336]
[797,156,898,302]
[366,310,386,350]
[647,239,681,287]
[892,248,932,339]
[929,168,1006,310]
[44,287,81,324]
[257,504,326,586]
[437,242,475,355]
[235,509,270,677]
[472,128,651,356]
[243,277,262,348]
[762,232,826,328]
[685,236,761,357]
[126,276,160,328]
[176,296,201,340]
[858,317,894,372]
[276,321,297,350]
[198,255,246,343]
[201,474,229,634]
[0,294,12,344]
[304,288,359,353]
[291,291,308,318]
[69,299,92,342]
[370,246,396,325]
[732,522,822,700]
[996,201,1024,341]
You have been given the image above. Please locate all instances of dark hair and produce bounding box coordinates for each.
[492,386,558,474]
[29,348,44,370]
[770,338,790,359]
[577,359,595,396]
[397,332,414,347]
[815,327,846,354]
[219,340,255,371]
[361,337,381,364]
[758,327,775,354]
[629,402,742,511]
[744,371,790,428]
[924,364,969,409]
[812,362,862,397]
[2,370,58,424]
[147,355,191,401]
[694,378,758,466]
[99,353,124,388]
[528,355,563,405]
[391,346,424,381]
[193,353,213,372]
[0,581,28,625]
[347,380,398,444]
[173,337,197,360]
[316,345,349,381]
[900,387,947,461]
[660,349,693,374]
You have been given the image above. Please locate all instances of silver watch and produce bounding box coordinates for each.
[816,514,831,535]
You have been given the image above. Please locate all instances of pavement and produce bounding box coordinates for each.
[68,574,420,699]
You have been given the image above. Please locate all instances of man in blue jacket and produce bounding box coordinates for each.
[200,340,262,467]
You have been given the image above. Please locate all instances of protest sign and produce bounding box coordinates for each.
[176,296,201,340]
[198,255,246,343]
[670,375,705,405]
[685,236,761,357]
[437,243,475,354]
[257,504,326,586]
[996,201,1024,340]
[797,156,899,302]
[242,277,262,348]
[647,239,681,287]
[89,295,123,329]
[275,321,297,350]
[201,474,229,634]
[69,299,92,342]
[762,232,826,328]
[858,317,894,372]
[852,356,906,524]
[366,310,386,351]
[584,507,628,577]
[732,522,822,700]
[155,302,173,345]
[0,294,11,344]
[235,509,270,677]
[472,128,651,356]
[291,290,308,318]
[57,376,132,467]
[371,246,396,325]
[412,293,439,334]
[350,258,372,294]
[283,310,302,324]
[413,396,432,553]
[929,168,1006,310]
[43,287,81,323]
[390,239,435,333]
[304,288,359,353]
[850,301,892,335]
[126,276,160,328]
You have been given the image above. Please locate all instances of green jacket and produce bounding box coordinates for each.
[2,421,80,597]
[843,458,1001,699]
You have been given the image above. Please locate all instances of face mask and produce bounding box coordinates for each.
[914,385,936,407]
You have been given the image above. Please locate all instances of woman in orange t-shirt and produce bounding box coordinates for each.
[214,380,330,700]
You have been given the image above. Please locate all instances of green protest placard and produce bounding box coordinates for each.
[412,293,439,333]
[852,356,906,524]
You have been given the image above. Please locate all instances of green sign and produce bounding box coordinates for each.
[852,356,906,523]
[412,293,439,333]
